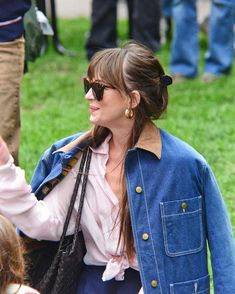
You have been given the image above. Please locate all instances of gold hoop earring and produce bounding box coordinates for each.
[125,108,134,119]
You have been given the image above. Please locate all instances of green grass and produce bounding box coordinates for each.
[19,17,235,293]
[21,18,235,223]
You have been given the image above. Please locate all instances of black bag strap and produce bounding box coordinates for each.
[71,148,92,250]
[59,148,92,248]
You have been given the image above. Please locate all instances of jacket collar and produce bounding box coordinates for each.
[135,122,162,159]
[55,130,92,153]
[56,122,162,159]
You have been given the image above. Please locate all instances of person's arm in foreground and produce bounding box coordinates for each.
[0,136,70,241]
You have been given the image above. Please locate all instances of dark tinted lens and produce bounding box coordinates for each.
[83,78,105,101]
[83,78,91,94]
[92,83,105,101]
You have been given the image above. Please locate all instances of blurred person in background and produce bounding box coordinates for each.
[160,0,173,43]
[0,214,40,294]
[0,0,31,165]
[170,0,235,82]
[85,0,161,60]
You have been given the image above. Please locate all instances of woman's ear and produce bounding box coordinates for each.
[129,90,141,109]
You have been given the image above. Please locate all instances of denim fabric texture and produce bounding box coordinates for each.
[170,0,235,77]
[160,196,203,257]
[30,128,235,294]
[161,0,173,18]
[205,0,235,75]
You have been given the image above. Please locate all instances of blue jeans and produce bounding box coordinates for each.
[170,0,235,77]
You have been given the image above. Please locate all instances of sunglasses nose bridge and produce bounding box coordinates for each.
[85,87,95,100]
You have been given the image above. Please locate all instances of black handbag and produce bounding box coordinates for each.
[31,148,92,294]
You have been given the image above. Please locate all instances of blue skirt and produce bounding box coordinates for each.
[76,264,142,294]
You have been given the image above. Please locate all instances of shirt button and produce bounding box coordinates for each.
[136,186,142,193]
[151,280,158,288]
[181,202,187,210]
[142,233,149,240]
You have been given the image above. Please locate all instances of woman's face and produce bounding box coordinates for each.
[85,78,129,130]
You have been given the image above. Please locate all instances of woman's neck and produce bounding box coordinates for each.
[109,131,131,155]
[108,121,134,153]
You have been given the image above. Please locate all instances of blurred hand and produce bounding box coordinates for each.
[0,136,10,165]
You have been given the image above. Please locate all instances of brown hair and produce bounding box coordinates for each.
[0,215,25,292]
[87,42,170,260]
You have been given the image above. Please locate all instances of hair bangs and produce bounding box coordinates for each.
[87,48,128,93]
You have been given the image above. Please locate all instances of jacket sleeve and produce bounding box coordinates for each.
[203,163,235,293]
[30,133,81,196]
[30,146,60,195]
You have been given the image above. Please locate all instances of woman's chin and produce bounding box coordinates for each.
[89,115,97,124]
[90,119,109,129]
[90,117,102,126]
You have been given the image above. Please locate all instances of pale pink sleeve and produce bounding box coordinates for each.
[0,157,69,241]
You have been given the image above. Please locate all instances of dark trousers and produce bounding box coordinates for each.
[131,0,161,52]
[76,265,142,294]
[85,0,161,60]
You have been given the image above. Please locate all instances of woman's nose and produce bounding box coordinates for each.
[85,88,95,100]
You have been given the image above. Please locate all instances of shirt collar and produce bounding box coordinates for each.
[90,134,112,155]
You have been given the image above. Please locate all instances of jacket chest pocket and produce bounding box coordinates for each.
[160,196,203,257]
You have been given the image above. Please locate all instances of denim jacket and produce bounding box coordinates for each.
[29,124,235,294]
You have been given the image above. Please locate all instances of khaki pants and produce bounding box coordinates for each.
[0,36,25,165]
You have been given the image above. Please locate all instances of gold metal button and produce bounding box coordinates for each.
[181,202,187,210]
[136,186,142,193]
[142,233,149,240]
[151,280,158,288]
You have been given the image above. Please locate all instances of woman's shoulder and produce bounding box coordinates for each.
[30,130,92,195]
[160,128,207,165]
[5,283,40,294]
[44,129,92,156]
[48,132,85,152]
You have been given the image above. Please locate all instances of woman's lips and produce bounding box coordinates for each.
[90,105,99,112]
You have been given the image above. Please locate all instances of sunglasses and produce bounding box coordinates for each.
[83,78,115,101]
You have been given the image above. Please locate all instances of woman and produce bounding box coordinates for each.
[0,42,234,293]
[0,215,39,294]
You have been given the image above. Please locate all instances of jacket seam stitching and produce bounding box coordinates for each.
[137,150,163,294]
